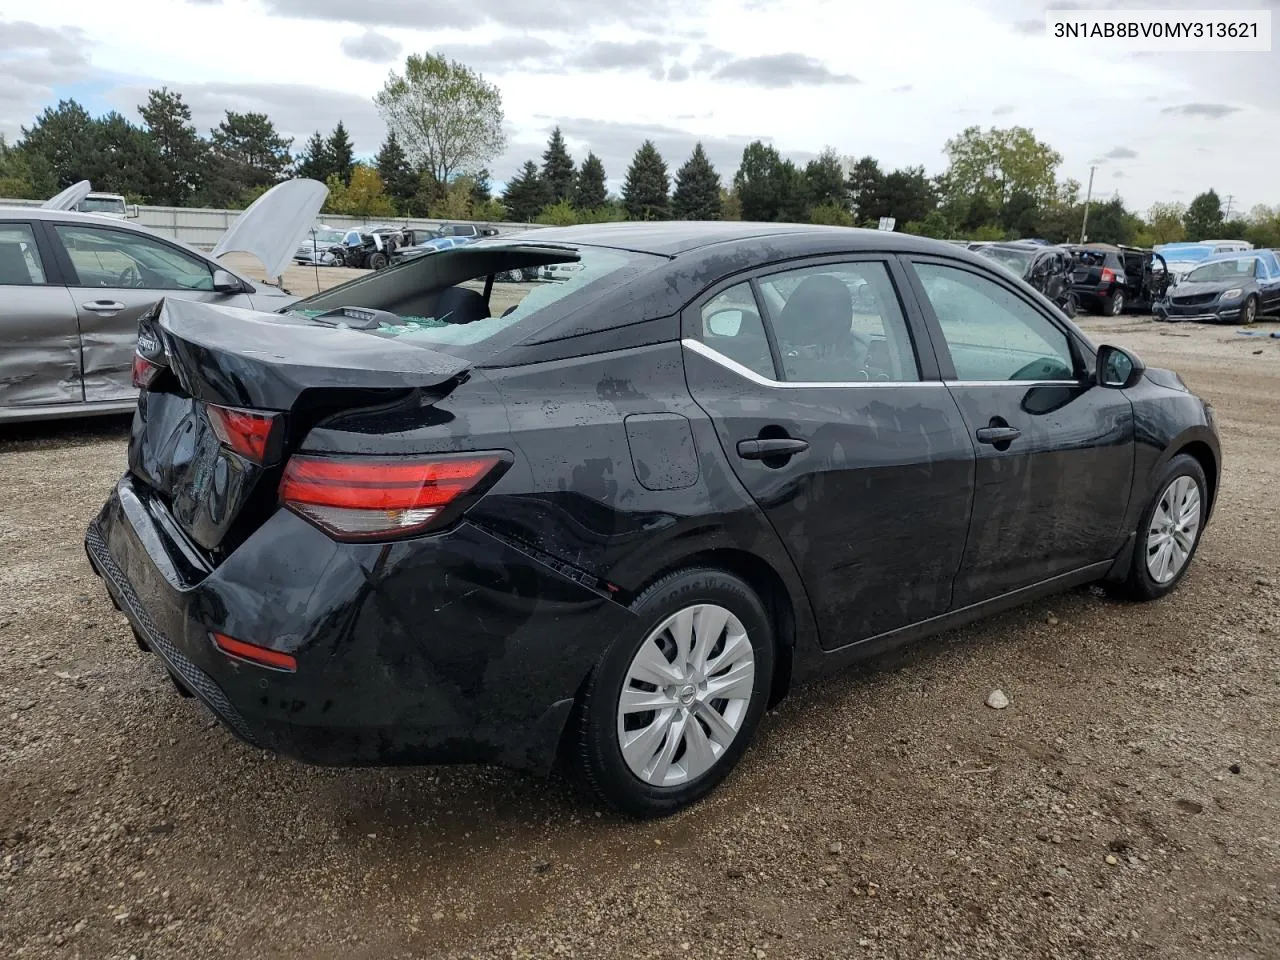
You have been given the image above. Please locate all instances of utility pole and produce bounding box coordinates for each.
[1224,194,1234,221]
[1079,165,1096,244]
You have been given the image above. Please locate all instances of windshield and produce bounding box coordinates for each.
[311,229,345,244]
[79,197,126,215]
[977,246,1034,276]
[1158,244,1215,263]
[287,241,665,360]
[1186,258,1257,283]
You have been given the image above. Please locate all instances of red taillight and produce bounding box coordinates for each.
[211,632,297,672]
[279,453,506,540]
[1100,267,1115,284]
[206,404,280,464]
[132,354,163,389]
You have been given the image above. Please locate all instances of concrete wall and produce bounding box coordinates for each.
[0,197,544,249]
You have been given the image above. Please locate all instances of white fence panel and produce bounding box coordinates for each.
[0,197,544,249]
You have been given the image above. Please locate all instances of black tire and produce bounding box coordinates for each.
[574,568,774,818]
[1240,295,1258,325]
[330,249,345,267]
[1107,453,1208,602]
[1062,294,1078,319]
[1109,289,1125,316]
[369,252,389,270]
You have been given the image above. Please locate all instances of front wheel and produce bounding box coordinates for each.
[1240,295,1258,325]
[368,252,389,270]
[1108,454,1207,602]
[574,569,774,818]
[1109,289,1125,316]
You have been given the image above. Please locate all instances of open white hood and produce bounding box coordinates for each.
[211,178,328,283]
[42,181,93,211]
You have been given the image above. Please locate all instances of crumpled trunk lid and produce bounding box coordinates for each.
[128,298,471,555]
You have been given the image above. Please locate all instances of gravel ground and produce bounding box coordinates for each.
[2,307,1278,960]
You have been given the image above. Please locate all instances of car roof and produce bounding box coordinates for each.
[504,221,963,258]
[1,206,146,227]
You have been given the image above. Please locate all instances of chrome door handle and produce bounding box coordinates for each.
[82,300,126,313]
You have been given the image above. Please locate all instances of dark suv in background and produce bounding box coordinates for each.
[1069,243,1169,316]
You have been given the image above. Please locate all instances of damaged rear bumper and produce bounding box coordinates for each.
[84,474,634,774]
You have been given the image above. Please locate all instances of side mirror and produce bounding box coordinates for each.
[1096,344,1144,389]
[705,308,745,337]
[212,269,243,294]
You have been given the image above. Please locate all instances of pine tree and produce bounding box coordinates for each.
[470,168,492,207]
[671,143,722,220]
[502,160,549,222]
[327,121,355,185]
[622,140,670,221]
[295,131,331,182]
[574,152,607,210]
[375,131,416,211]
[541,127,576,205]
[137,88,206,204]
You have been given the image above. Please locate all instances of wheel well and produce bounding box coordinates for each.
[636,548,796,708]
[1177,441,1218,513]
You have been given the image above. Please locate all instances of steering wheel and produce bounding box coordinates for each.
[117,264,143,288]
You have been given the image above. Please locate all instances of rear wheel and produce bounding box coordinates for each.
[1108,454,1207,602]
[1109,289,1125,316]
[575,569,774,818]
[369,252,389,270]
[1241,295,1258,325]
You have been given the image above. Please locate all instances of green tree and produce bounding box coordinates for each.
[846,156,885,222]
[720,187,742,221]
[0,135,46,198]
[536,200,580,225]
[428,176,476,220]
[541,126,576,205]
[138,88,207,205]
[574,152,608,210]
[622,140,670,221]
[1244,204,1280,250]
[375,53,506,187]
[95,111,161,200]
[19,99,101,189]
[905,209,952,239]
[733,141,806,222]
[204,110,293,203]
[808,202,853,226]
[326,121,355,185]
[671,143,722,220]
[323,164,395,218]
[469,168,492,207]
[374,131,417,211]
[1084,197,1140,245]
[502,160,549,222]
[804,148,847,211]
[943,125,1062,213]
[295,131,332,182]
[1144,202,1186,244]
[881,165,938,224]
[1183,189,1224,240]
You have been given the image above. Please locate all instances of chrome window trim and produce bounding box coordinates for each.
[682,338,942,388]
[684,339,1083,390]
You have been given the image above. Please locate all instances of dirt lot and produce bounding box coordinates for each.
[2,299,1278,959]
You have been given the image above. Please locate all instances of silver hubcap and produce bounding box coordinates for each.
[617,603,755,787]
[1146,475,1202,584]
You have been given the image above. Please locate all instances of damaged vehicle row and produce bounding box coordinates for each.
[81,222,1220,817]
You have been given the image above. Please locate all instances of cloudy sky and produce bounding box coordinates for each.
[1,0,1277,215]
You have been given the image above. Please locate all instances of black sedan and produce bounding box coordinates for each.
[1154,251,1280,324]
[85,222,1220,818]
